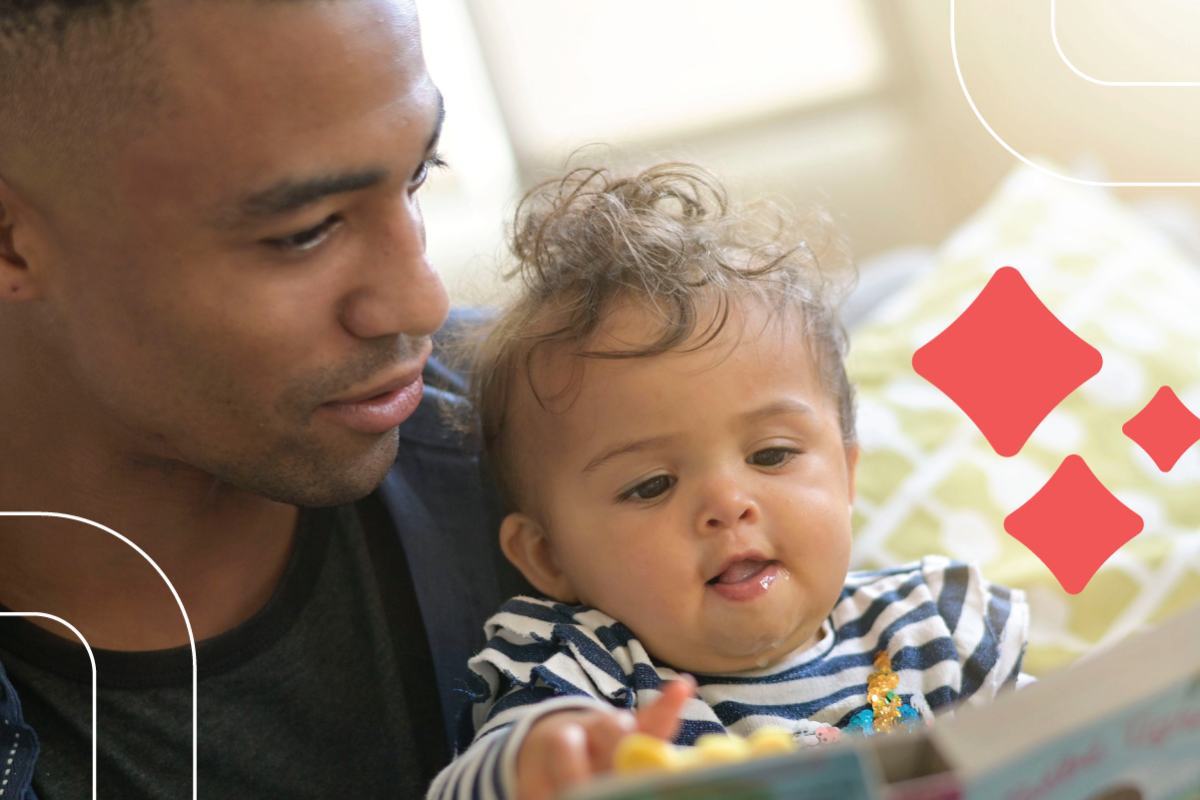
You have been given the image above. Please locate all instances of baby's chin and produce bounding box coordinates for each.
[725,626,822,670]
[656,619,824,674]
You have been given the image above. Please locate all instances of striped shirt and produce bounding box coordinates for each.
[427,556,1029,800]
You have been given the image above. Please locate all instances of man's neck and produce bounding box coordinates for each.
[0,386,300,653]
[0,456,300,652]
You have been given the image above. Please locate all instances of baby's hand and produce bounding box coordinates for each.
[514,677,696,800]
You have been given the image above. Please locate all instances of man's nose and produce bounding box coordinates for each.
[339,196,450,340]
[696,477,760,533]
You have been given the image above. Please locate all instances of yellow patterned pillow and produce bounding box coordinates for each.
[846,165,1200,677]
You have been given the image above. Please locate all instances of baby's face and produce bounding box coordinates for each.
[504,301,856,673]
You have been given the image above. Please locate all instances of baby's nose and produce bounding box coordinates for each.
[705,504,755,529]
[698,482,760,531]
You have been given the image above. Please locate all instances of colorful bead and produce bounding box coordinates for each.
[845,709,876,737]
[842,651,925,739]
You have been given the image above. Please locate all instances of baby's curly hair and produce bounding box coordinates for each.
[459,162,857,511]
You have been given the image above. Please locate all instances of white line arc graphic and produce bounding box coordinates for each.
[1051,0,1200,86]
[0,512,197,800]
[951,0,1200,187]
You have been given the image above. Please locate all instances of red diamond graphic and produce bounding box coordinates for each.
[912,267,1102,457]
[1122,386,1200,472]
[1004,455,1144,594]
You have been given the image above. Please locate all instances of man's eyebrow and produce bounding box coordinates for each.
[582,435,675,475]
[741,399,818,424]
[218,88,446,229]
[226,169,391,226]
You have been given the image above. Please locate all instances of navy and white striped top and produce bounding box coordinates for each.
[427,556,1029,800]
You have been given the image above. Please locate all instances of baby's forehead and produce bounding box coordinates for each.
[506,299,830,451]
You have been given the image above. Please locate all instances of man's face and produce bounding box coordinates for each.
[15,0,448,504]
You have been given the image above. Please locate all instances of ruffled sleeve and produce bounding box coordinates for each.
[459,596,654,747]
[429,598,641,800]
[918,556,1030,708]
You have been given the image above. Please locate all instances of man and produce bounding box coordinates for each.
[0,0,528,796]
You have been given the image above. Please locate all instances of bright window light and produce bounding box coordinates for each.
[471,1,888,155]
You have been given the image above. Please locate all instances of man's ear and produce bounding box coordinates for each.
[845,443,860,506]
[0,173,39,301]
[499,512,579,604]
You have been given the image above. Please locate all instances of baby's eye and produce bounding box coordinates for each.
[621,474,676,502]
[749,448,800,467]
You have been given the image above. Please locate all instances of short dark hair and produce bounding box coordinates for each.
[1,0,156,184]
[1,0,135,40]
[461,162,858,510]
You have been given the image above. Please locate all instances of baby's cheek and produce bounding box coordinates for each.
[566,540,655,609]
[556,515,703,632]
[782,515,852,583]
[588,559,696,634]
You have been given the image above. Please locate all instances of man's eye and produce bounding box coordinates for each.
[749,448,800,467]
[411,153,447,189]
[621,475,676,502]
[266,215,341,252]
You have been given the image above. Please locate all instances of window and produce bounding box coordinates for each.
[469,1,888,161]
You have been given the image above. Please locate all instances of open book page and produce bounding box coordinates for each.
[569,745,884,800]
[563,601,1200,800]
[931,601,1200,800]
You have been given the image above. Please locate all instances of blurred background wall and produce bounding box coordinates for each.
[414,0,1200,303]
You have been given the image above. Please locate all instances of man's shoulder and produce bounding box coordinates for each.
[370,346,535,751]
[396,306,491,452]
[381,353,502,552]
[388,355,490,511]
[395,378,476,452]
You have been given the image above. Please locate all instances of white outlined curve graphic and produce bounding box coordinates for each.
[951,0,1200,187]
[0,512,197,799]
[1051,0,1200,86]
[0,612,96,799]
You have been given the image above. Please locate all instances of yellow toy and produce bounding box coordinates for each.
[613,726,800,775]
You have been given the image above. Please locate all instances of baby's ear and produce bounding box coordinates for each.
[498,513,580,603]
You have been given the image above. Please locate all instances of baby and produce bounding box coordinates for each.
[429,164,1029,800]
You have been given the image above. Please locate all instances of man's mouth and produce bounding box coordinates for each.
[319,371,424,434]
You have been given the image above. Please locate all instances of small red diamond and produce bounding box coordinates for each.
[912,267,1102,457]
[1122,386,1200,472]
[1004,455,1144,594]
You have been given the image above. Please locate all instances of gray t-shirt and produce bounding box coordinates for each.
[0,500,439,799]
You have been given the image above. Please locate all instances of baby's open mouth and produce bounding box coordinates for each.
[708,559,774,585]
[707,559,782,602]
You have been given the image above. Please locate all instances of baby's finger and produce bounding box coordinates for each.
[582,711,637,771]
[637,675,697,740]
[546,722,591,795]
